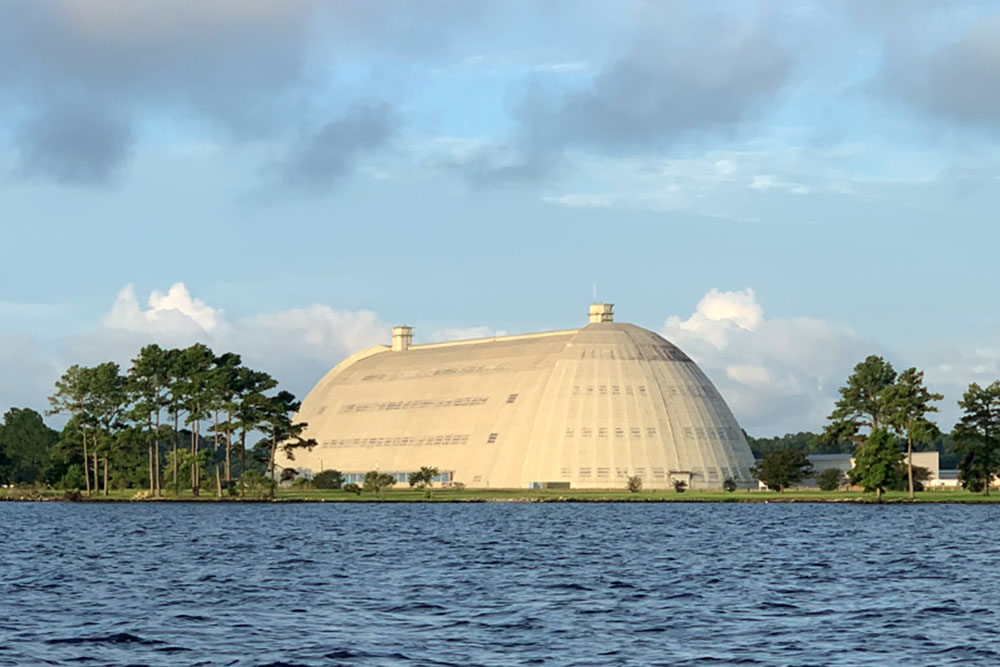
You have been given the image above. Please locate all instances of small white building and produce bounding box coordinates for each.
[758,451,956,489]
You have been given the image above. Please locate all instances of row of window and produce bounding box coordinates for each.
[320,434,471,449]
[576,346,691,362]
[569,384,719,399]
[566,426,658,438]
[342,471,454,484]
[360,363,509,382]
[572,385,647,396]
[563,425,738,441]
[557,467,735,481]
[341,396,489,413]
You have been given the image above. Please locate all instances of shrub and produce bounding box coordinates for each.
[722,477,738,492]
[240,470,276,500]
[890,464,932,492]
[408,466,439,487]
[626,475,642,493]
[343,483,362,496]
[279,468,297,483]
[816,468,846,491]
[673,479,687,493]
[363,471,397,497]
[60,464,85,491]
[313,469,345,489]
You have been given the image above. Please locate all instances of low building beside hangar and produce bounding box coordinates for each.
[277,304,757,489]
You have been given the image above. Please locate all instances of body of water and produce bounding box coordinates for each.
[1,503,997,666]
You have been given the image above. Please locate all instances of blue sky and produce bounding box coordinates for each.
[1,1,999,435]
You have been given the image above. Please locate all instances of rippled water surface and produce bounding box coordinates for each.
[2,503,999,666]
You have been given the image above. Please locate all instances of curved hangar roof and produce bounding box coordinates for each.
[279,304,756,489]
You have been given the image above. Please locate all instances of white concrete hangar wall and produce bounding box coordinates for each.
[277,304,757,489]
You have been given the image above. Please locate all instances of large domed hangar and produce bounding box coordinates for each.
[277,304,756,490]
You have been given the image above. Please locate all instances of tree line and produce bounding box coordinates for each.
[3,350,1000,499]
[752,355,1000,499]
[25,343,315,496]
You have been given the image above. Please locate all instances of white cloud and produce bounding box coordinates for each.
[665,288,763,348]
[41,283,387,419]
[663,288,877,435]
[104,283,222,334]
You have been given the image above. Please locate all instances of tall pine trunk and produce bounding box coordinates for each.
[191,408,200,497]
[225,411,232,488]
[103,457,109,496]
[172,411,179,494]
[154,412,161,497]
[213,409,220,495]
[270,431,277,481]
[240,430,247,499]
[173,411,181,496]
[148,414,154,494]
[907,436,915,500]
[93,452,99,494]
[82,431,91,497]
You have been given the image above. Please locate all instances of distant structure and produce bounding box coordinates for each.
[277,303,757,489]
[796,452,958,490]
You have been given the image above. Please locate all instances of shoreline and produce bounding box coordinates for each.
[3,488,999,504]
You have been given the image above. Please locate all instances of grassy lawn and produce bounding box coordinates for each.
[3,486,1000,503]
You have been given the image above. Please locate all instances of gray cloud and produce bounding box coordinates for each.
[274,102,397,192]
[14,105,133,185]
[0,1,488,188]
[877,13,1000,128]
[0,1,320,184]
[452,6,793,184]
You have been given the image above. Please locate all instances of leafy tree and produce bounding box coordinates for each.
[37,344,302,497]
[626,475,642,492]
[232,367,277,496]
[823,355,897,448]
[363,470,396,497]
[209,352,242,490]
[849,428,902,500]
[953,381,1000,496]
[260,390,315,481]
[313,469,345,489]
[0,408,59,485]
[161,347,186,494]
[48,365,95,495]
[127,344,171,496]
[177,343,216,496]
[344,482,362,496]
[884,367,943,499]
[751,449,813,492]
[816,467,846,492]
[85,362,127,495]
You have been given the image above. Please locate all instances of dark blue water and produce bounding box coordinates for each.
[1,503,998,666]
